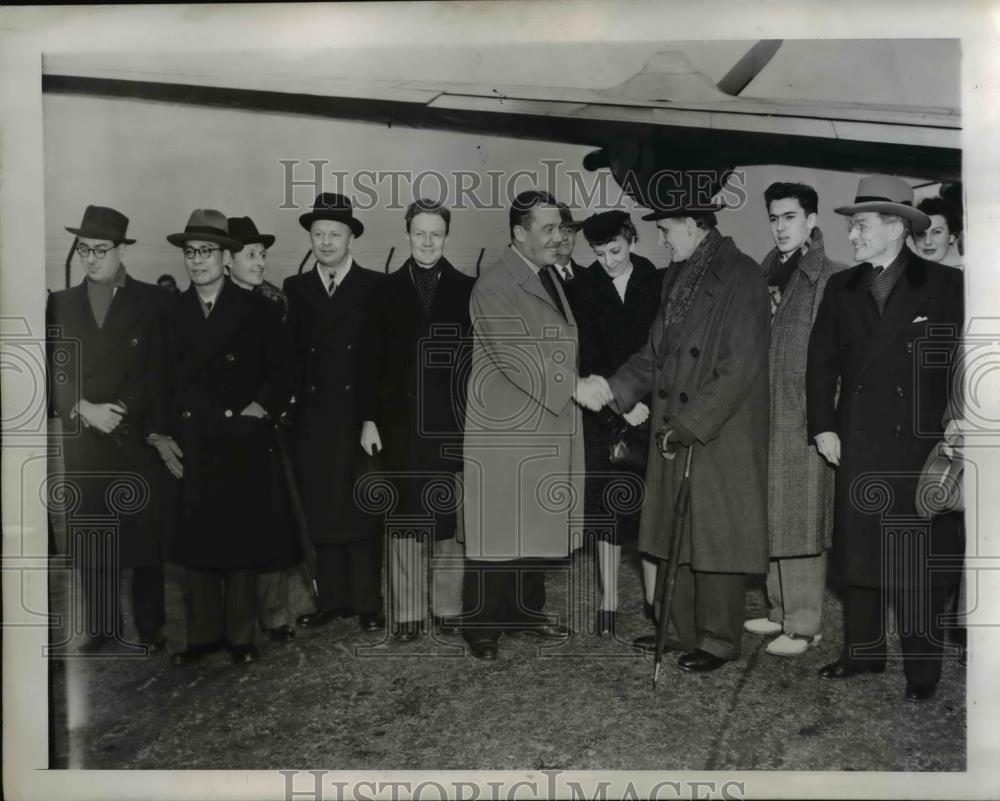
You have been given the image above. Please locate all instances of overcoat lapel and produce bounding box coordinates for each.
[662,258,727,362]
[504,248,576,328]
[176,279,251,380]
[854,252,930,379]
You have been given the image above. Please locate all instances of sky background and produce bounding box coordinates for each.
[43,39,960,288]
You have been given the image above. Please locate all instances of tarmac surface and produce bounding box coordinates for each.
[49,545,965,772]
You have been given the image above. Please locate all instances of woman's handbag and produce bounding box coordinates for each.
[608,419,650,473]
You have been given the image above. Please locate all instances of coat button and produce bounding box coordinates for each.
[855,384,863,394]
[345,384,352,392]
[309,346,316,354]
[309,385,317,393]
[893,425,902,437]
[346,344,353,351]
[225,353,235,363]
[679,392,689,403]
[658,389,668,399]
[181,410,191,419]
[905,342,913,354]
[224,409,233,418]
[690,346,700,357]
[130,337,139,347]
[895,386,904,398]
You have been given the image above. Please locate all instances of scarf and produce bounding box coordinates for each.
[662,226,722,330]
[408,258,442,312]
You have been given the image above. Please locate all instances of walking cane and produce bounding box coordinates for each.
[274,426,320,600]
[653,445,694,688]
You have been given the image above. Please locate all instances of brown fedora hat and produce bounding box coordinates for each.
[834,175,931,234]
[166,209,242,251]
[65,205,136,244]
[298,193,364,238]
[227,216,276,249]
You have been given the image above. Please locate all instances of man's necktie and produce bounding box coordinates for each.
[204,300,213,318]
[327,276,337,296]
[869,264,891,315]
[538,265,566,319]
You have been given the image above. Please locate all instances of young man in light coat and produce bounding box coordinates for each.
[744,182,845,656]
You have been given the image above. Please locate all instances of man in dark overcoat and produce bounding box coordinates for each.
[371,199,474,641]
[283,194,385,633]
[47,205,169,653]
[744,182,845,657]
[551,203,589,315]
[807,175,964,701]
[598,199,771,673]
[152,209,295,666]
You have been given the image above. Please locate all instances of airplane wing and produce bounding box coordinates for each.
[42,49,960,184]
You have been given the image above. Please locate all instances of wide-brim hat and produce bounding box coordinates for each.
[65,205,136,244]
[299,193,364,238]
[641,200,725,222]
[557,203,584,230]
[166,209,242,251]
[227,216,276,249]
[834,175,931,234]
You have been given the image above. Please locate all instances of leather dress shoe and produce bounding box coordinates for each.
[678,649,728,673]
[817,658,886,680]
[433,615,461,635]
[632,633,685,653]
[509,623,570,640]
[170,640,226,667]
[905,682,937,702]
[229,643,260,665]
[263,624,296,642]
[359,611,386,632]
[469,639,499,660]
[296,609,346,628]
[595,610,617,639]
[393,620,422,642]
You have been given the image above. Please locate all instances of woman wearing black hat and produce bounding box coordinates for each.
[578,211,665,637]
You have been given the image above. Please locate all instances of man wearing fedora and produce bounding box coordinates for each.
[807,175,964,701]
[152,209,295,665]
[585,195,771,673]
[227,216,300,644]
[283,193,385,633]
[47,205,169,653]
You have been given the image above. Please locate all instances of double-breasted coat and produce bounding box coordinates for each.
[578,254,665,534]
[46,274,168,568]
[607,236,771,573]
[762,228,845,557]
[283,263,383,545]
[163,279,295,570]
[806,248,964,589]
[371,258,474,538]
[463,247,585,561]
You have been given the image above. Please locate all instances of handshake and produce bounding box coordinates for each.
[574,376,650,426]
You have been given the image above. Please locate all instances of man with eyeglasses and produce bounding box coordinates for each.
[151,209,295,666]
[46,205,169,654]
[806,175,964,702]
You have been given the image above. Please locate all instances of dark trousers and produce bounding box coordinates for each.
[461,558,553,643]
[657,563,747,660]
[843,584,950,686]
[316,541,381,614]
[80,562,165,641]
[184,568,257,647]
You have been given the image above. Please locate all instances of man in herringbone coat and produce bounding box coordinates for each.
[744,183,846,657]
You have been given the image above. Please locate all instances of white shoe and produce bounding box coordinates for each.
[765,632,822,657]
[744,617,782,636]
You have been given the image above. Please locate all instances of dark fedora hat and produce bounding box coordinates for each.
[65,205,136,244]
[298,193,364,238]
[557,202,584,230]
[166,209,242,252]
[833,175,931,234]
[227,216,276,249]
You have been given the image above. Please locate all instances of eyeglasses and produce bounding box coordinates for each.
[183,246,221,260]
[76,244,116,259]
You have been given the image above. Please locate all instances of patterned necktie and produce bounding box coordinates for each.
[538,265,566,319]
[869,264,891,315]
[327,276,337,296]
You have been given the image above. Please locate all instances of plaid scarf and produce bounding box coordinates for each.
[662,226,722,330]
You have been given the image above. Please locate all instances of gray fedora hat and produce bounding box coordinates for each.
[833,175,931,234]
